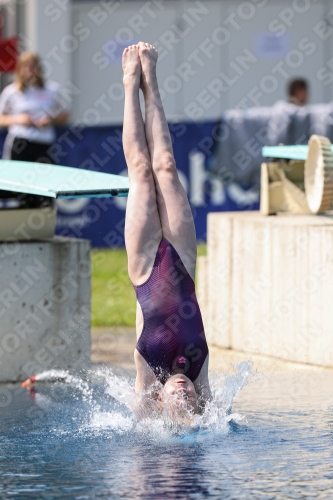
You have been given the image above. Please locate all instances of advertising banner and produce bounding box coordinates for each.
[0,124,259,247]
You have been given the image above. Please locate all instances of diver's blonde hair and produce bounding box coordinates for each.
[15,52,44,92]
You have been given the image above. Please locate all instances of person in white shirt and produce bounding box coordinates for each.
[288,78,309,106]
[0,51,70,207]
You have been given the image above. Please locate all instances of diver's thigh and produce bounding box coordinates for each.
[125,178,162,285]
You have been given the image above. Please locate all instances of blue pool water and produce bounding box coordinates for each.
[1,364,333,499]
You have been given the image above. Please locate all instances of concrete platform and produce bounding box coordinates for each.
[90,327,333,375]
[197,211,333,368]
[0,237,91,382]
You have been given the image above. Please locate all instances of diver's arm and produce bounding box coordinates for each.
[130,393,162,421]
[134,348,157,393]
[133,349,162,419]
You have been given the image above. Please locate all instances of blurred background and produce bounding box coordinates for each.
[2,8,333,500]
[1,0,333,247]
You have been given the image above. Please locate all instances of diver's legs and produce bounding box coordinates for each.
[138,42,197,280]
[123,45,160,391]
[122,44,162,285]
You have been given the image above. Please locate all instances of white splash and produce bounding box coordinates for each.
[88,412,133,434]
[34,369,92,401]
[99,360,253,436]
[30,361,253,438]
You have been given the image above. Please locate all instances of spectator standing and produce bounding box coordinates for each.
[288,78,309,106]
[0,51,70,207]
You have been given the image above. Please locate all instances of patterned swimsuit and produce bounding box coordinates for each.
[134,238,208,384]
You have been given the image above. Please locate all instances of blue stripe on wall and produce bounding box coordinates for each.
[0,124,259,247]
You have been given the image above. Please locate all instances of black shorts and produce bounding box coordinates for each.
[1,136,54,208]
[10,136,54,164]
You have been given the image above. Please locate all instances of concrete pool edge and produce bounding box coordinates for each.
[90,327,333,374]
[3,326,330,386]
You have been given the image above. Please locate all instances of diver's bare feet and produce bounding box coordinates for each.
[137,42,158,94]
[122,45,141,88]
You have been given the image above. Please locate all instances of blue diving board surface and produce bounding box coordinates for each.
[0,160,129,198]
[262,145,309,160]
[262,144,333,160]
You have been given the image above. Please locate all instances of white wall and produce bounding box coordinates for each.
[200,212,333,368]
[20,0,333,124]
[24,0,72,91]
[226,1,327,109]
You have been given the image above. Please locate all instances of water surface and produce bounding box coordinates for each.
[1,365,332,499]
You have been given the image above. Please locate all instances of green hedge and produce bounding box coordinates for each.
[91,244,206,327]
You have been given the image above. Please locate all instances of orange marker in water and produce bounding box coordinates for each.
[21,375,36,388]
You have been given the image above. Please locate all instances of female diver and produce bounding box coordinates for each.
[122,42,211,414]
[22,42,211,417]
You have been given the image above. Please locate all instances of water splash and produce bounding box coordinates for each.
[29,361,253,438]
[34,369,92,402]
[203,360,253,430]
[99,360,253,437]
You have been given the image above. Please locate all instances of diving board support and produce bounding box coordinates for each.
[0,237,91,383]
[261,135,333,215]
[0,207,56,241]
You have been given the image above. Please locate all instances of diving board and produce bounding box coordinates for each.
[262,145,309,160]
[0,160,129,199]
[262,144,333,161]
[261,135,333,215]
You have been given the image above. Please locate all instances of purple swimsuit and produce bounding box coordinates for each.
[134,238,208,384]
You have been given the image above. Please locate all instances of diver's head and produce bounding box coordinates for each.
[162,374,198,412]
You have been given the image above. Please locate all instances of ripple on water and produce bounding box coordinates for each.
[1,364,333,499]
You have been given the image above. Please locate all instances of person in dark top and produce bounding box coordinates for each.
[288,78,309,106]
